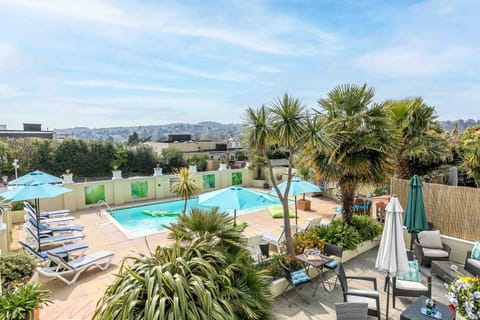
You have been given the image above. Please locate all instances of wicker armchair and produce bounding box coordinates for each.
[465,251,480,276]
[392,260,432,308]
[413,230,452,267]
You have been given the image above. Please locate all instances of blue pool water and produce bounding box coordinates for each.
[111,193,282,237]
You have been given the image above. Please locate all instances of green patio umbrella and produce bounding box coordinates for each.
[403,175,428,250]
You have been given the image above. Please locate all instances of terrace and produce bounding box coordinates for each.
[6,192,469,319]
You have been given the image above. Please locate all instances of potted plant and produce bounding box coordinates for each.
[447,276,480,319]
[0,283,51,320]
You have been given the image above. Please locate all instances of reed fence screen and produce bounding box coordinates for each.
[391,178,480,242]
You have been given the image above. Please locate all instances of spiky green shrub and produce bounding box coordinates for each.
[0,253,36,287]
[0,283,51,320]
[314,219,361,250]
[350,215,383,242]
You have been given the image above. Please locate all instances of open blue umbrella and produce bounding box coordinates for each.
[270,177,322,227]
[0,182,71,251]
[198,186,277,226]
[8,170,62,186]
[403,175,428,250]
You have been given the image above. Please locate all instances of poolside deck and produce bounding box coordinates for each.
[10,195,452,319]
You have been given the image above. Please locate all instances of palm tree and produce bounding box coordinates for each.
[312,83,395,225]
[170,167,201,213]
[461,126,480,187]
[385,97,449,179]
[243,94,331,254]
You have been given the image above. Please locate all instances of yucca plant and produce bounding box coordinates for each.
[0,283,51,320]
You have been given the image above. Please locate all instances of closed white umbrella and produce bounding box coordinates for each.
[375,195,409,319]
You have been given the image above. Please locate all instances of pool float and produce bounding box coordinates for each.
[142,210,179,217]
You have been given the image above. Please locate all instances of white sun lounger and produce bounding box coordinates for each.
[19,240,89,263]
[259,229,286,254]
[24,207,75,225]
[26,225,84,249]
[24,201,70,218]
[37,250,115,285]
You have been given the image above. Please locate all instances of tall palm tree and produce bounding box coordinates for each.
[385,97,449,179]
[312,83,395,225]
[243,94,331,254]
[461,126,480,187]
[171,167,201,213]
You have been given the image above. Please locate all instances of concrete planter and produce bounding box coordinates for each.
[251,180,264,188]
[153,167,163,176]
[62,173,73,184]
[270,239,380,298]
[112,170,122,180]
[188,165,197,173]
[218,163,228,171]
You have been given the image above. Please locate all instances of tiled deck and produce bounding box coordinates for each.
[10,195,453,319]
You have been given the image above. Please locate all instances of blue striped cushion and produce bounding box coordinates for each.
[397,260,420,282]
[325,261,338,269]
[472,242,480,260]
[291,270,311,286]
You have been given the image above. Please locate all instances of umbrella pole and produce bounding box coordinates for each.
[35,198,42,252]
[233,209,237,227]
[386,274,390,319]
[410,232,414,251]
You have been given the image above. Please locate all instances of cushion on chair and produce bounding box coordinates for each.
[395,279,428,291]
[418,230,443,249]
[268,205,296,218]
[346,289,379,310]
[467,258,480,268]
[325,261,338,269]
[291,270,311,286]
[471,242,480,260]
[397,260,420,282]
[422,248,449,258]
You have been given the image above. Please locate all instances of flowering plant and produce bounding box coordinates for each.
[447,276,480,319]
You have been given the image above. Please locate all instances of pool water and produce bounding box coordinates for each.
[111,193,282,237]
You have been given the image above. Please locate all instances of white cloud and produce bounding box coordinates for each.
[0,0,137,27]
[64,80,194,94]
[0,42,15,69]
[0,83,21,96]
[162,63,250,82]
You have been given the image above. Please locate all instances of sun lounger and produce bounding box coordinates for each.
[259,229,286,254]
[25,224,84,249]
[27,217,84,234]
[24,207,75,225]
[19,240,89,263]
[268,205,296,218]
[24,201,70,218]
[37,250,115,285]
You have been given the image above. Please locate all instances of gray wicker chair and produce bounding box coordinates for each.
[392,259,432,308]
[335,263,381,320]
[465,251,480,276]
[335,302,368,320]
[413,230,452,267]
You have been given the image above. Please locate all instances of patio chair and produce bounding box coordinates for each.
[27,217,84,235]
[323,243,343,290]
[335,302,368,320]
[299,217,323,231]
[19,240,89,263]
[392,259,432,308]
[413,230,452,266]
[334,263,381,320]
[246,234,263,262]
[465,249,480,277]
[25,224,84,249]
[37,250,115,285]
[24,201,70,218]
[259,229,286,254]
[279,259,312,306]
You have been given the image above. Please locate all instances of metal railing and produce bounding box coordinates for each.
[96,200,113,217]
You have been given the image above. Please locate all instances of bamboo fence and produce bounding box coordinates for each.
[391,178,480,242]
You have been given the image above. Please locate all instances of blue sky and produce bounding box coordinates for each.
[0,0,478,130]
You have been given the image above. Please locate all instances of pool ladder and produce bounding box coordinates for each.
[96,200,113,217]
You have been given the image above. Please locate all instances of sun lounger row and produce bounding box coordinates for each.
[20,204,116,285]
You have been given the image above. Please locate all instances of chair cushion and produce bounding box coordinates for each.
[467,258,480,269]
[291,270,311,286]
[471,242,480,260]
[422,248,449,258]
[268,205,296,218]
[397,260,420,282]
[346,289,378,310]
[418,230,443,249]
[325,261,338,269]
[395,279,428,291]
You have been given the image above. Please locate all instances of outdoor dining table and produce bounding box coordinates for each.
[295,253,333,296]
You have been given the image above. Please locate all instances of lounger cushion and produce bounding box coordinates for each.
[471,242,480,260]
[346,290,379,310]
[67,251,115,269]
[397,260,420,282]
[268,205,295,218]
[422,248,449,258]
[418,230,443,249]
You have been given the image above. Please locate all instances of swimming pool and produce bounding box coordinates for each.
[110,192,283,238]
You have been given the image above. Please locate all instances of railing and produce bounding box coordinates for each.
[96,200,113,217]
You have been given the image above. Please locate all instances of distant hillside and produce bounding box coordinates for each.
[55,122,242,142]
[439,119,480,132]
